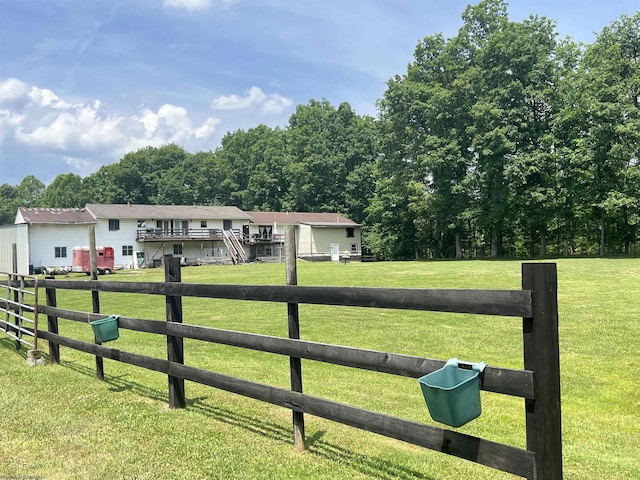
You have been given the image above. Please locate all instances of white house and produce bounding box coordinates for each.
[248,212,362,262]
[85,203,254,267]
[12,207,96,273]
[1,204,362,275]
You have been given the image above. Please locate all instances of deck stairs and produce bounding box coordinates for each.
[223,230,247,264]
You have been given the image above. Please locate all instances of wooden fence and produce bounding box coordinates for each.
[0,272,39,351]
[6,259,562,479]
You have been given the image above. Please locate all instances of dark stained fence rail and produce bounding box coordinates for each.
[37,280,533,317]
[20,262,561,479]
[37,304,535,399]
[35,328,536,479]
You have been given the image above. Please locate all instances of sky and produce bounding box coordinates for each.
[1,0,639,186]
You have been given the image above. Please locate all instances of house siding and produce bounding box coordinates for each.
[29,224,90,270]
[93,218,141,268]
[298,225,361,261]
[0,224,29,274]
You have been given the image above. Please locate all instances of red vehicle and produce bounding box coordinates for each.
[72,246,115,275]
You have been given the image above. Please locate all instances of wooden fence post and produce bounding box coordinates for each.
[12,243,21,351]
[45,277,60,364]
[89,226,104,380]
[286,225,305,451]
[165,255,186,408]
[522,263,563,480]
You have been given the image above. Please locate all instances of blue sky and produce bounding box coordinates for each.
[1,0,638,186]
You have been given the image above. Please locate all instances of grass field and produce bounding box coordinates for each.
[1,258,639,479]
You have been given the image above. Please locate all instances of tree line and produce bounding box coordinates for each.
[2,0,639,260]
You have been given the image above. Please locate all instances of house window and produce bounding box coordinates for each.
[223,219,232,230]
[54,246,67,258]
[258,226,273,239]
[137,220,146,228]
[351,244,357,253]
[109,219,120,231]
[122,245,133,256]
[201,220,207,228]
[156,220,163,229]
[346,227,355,238]
[173,244,183,255]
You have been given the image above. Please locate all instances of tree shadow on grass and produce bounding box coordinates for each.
[60,359,168,403]
[0,335,29,359]
[187,396,436,480]
[55,358,435,480]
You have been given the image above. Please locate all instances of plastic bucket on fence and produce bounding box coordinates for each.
[90,315,120,343]
[418,358,486,428]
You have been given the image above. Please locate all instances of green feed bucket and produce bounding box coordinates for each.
[418,358,486,428]
[90,315,120,343]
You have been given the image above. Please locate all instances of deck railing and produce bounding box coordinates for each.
[137,229,285,244]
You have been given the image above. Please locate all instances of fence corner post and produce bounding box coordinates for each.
[45,276,60,364]
[286,225,305,452]
[89,225,104,380]
[12,243,21,351]
[165,255,186,409]
[522,263,563,480]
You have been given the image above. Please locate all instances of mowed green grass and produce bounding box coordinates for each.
[1,258,639,479]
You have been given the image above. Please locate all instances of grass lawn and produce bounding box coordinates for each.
[1,258,639,479]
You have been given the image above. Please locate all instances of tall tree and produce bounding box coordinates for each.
[375,0,563,259]
[212,125,288,210]
[16,175,45,208]
[84,144,189,204]
[375,31,476,259]
[284,100,377,218]
[577,12,640,255]
[461,1,559,257]
[0,183,18,225]
[478,14,559,257]
[43,173,87,208]
[550,38,585,255]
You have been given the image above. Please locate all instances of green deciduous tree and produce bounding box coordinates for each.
[214,125,288,210]
[284,100,377,220]
[43,173,87,208]
[576,12,640,255]
[373,31,475,259]
[375,0,563,259]
[84,144,190,204]
[0,183,18,225]
[16,175,45,208]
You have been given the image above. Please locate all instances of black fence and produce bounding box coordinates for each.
[8,259,562,479]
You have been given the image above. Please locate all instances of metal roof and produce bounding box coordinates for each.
[16,208,96,224]
[85,204,253,220]
[248,211,360,226]
[14,205,359,226]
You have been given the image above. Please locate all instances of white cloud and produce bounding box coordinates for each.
[0,109,25,142]
[1,78,221,174]
[135,103,221,147]
[164,0,236,12]
[0,78,31,106]
[211,86,292,115]
[164,0,213,12]
[195,117,222,139]
[15,102,126,152]
[28,86,71,109]
[64,156,92,170]
[262,95,293,115]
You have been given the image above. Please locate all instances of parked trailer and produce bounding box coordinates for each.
[72,246,114,275]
